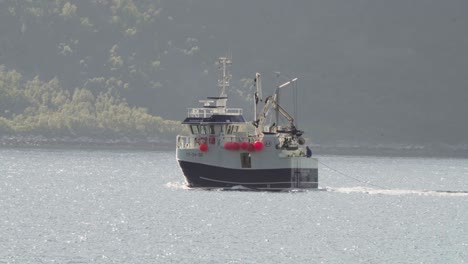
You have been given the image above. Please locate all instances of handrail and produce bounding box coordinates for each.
[187,107,243,118]
[177,134,260,149]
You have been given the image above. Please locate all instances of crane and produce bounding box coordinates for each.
[253,95,303,137]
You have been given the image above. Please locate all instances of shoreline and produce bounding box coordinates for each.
[1,135,467,158]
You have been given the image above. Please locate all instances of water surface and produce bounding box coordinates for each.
[1,148,467,263]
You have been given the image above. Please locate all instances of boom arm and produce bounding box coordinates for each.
[253,95,296,136]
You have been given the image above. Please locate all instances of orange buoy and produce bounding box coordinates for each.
[199,143,208,152]
[247,143,255,152]
[253,141,263,150]
[231,142,240,150]
[240,141,249,150]
[224,142,232,150]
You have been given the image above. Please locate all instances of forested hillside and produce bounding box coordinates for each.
[1,0,467,146]
[0,0,192,140]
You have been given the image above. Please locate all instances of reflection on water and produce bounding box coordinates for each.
[1,148,467,263]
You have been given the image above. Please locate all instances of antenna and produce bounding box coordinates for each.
[218,57,232,97]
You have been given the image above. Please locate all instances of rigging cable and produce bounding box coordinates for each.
[318,160,386,189]
[293,79,298,128]
[318,160,468,195]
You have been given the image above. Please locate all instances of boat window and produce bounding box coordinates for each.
[240,153,251,168]
[209,125,215,134]
[191,125,200,134]
[189,125,194,134]
[200,125,207,135]
[227,125,238,134]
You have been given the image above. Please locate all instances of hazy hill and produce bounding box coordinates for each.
[0,0,467,146]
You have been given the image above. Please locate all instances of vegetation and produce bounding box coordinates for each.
[0,0,194,141]
[0,66,182,140]
[0,1,466,145]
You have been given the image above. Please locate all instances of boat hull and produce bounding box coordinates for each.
[178,160,318,190]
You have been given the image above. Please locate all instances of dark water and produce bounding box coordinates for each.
[1,148,467,263]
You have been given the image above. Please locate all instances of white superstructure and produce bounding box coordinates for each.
[176,57,318,190]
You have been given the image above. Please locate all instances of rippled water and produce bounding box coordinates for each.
[1,148,467,263]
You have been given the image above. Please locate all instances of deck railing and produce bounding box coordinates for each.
[176,134,258,149]
[187,107,243,118]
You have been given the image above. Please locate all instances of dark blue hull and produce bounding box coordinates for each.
[178,160,318,190]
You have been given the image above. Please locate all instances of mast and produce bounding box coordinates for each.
[218,57,232,97]
[216,57,232,109]
[254,72,263,126]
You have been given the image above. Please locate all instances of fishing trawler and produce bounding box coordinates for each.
[176,57,318,190]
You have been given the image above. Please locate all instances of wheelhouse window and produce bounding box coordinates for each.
[191,125,210,134]
[227,125,239,135]
[190,125,200,134]
[200,125,207,135]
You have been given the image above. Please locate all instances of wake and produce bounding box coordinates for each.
[165,181,190,190]
[326,186,468,197]
[165,182,468,197]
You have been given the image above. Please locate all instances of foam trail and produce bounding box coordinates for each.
[165,181,190,190]
[326,186,468,197]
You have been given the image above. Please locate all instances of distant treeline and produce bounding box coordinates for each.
[0,0,211,120]
[0,66,183,140]
[0,0,194,140]
[1,0,467,145]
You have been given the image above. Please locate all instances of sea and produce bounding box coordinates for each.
[0,148,467,264]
